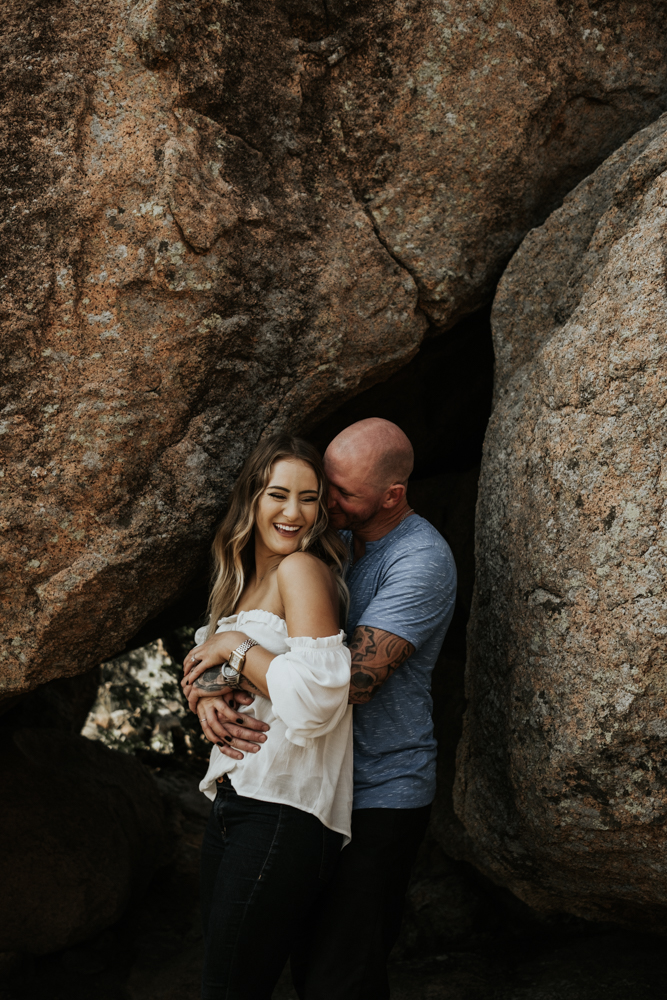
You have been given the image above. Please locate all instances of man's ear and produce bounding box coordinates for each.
[382,483,407,508]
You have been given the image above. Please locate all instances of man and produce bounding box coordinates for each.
[185,418,456,998]
[291,418,456,999]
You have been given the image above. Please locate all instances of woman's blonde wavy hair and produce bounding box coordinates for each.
[206,434,349,637]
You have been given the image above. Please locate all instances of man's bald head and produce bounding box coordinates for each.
[325,418,414,490]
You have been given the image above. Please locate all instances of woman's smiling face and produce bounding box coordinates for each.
[254,458,320,557]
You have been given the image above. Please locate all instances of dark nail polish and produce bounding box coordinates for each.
[236,718,244,724]
[223,736,232,743]
[216,742,224,747]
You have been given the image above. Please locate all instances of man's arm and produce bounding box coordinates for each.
[348,626,414,705]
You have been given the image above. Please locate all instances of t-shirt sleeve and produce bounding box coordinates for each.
[355,535,457,652]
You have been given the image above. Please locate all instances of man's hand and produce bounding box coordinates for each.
[348,626,414,705]
[183,667,233,713]
[195,691,270,760]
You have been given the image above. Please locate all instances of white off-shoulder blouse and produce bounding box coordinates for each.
[196,609,353,841]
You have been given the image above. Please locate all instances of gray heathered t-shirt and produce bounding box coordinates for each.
[344,515,456,810]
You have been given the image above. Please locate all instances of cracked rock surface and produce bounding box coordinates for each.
[457,114,667,929]
[3,0,667,699]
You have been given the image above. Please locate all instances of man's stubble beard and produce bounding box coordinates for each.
[329,498,385,534]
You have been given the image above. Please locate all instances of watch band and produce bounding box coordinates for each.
[227,638,259,674]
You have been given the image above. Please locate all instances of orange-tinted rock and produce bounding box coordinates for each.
[0,0,425,700]
[457,115,667,928]
[2,0,667,701]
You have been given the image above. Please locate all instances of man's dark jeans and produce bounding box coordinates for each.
[291,804,432,1000]
[200,777,344,1000]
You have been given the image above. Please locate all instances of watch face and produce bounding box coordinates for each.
[222,661,238,680]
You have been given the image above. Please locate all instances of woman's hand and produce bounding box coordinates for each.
[182,631,251,710]
[183,631,249,685]
[182,630,274,701]
[195,691,270,760]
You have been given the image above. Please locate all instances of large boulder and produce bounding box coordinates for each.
[456,114,667,928]
[3,0,667,701]
[0,727,170,953]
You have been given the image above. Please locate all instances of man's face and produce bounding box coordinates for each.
[324,449,385,531]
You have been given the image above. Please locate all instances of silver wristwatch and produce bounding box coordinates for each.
[221,638,259,689]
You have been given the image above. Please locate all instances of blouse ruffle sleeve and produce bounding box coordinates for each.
[265,631,351,748]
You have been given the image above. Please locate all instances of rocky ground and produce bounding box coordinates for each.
[2,822,666,1000]
[1,749,665,1000]
[6,936,667,1000]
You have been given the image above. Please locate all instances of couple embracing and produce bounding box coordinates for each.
[182,418,456,1000]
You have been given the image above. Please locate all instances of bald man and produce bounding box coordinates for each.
[291,418,457,1000]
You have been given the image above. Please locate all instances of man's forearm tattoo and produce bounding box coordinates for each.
[348,626,414,704]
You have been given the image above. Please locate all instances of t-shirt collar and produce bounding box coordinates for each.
[345,515,417,562]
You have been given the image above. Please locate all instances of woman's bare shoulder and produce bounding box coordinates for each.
[277,551,336,593]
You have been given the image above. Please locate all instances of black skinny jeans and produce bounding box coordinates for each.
[200,776,344,1000]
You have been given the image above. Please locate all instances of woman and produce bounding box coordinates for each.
[181,434,352,1000]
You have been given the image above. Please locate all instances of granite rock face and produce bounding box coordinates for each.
[0,0,425,701]
[0,728,170,953]
[457,115,667,928]
[3,0,667,701]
